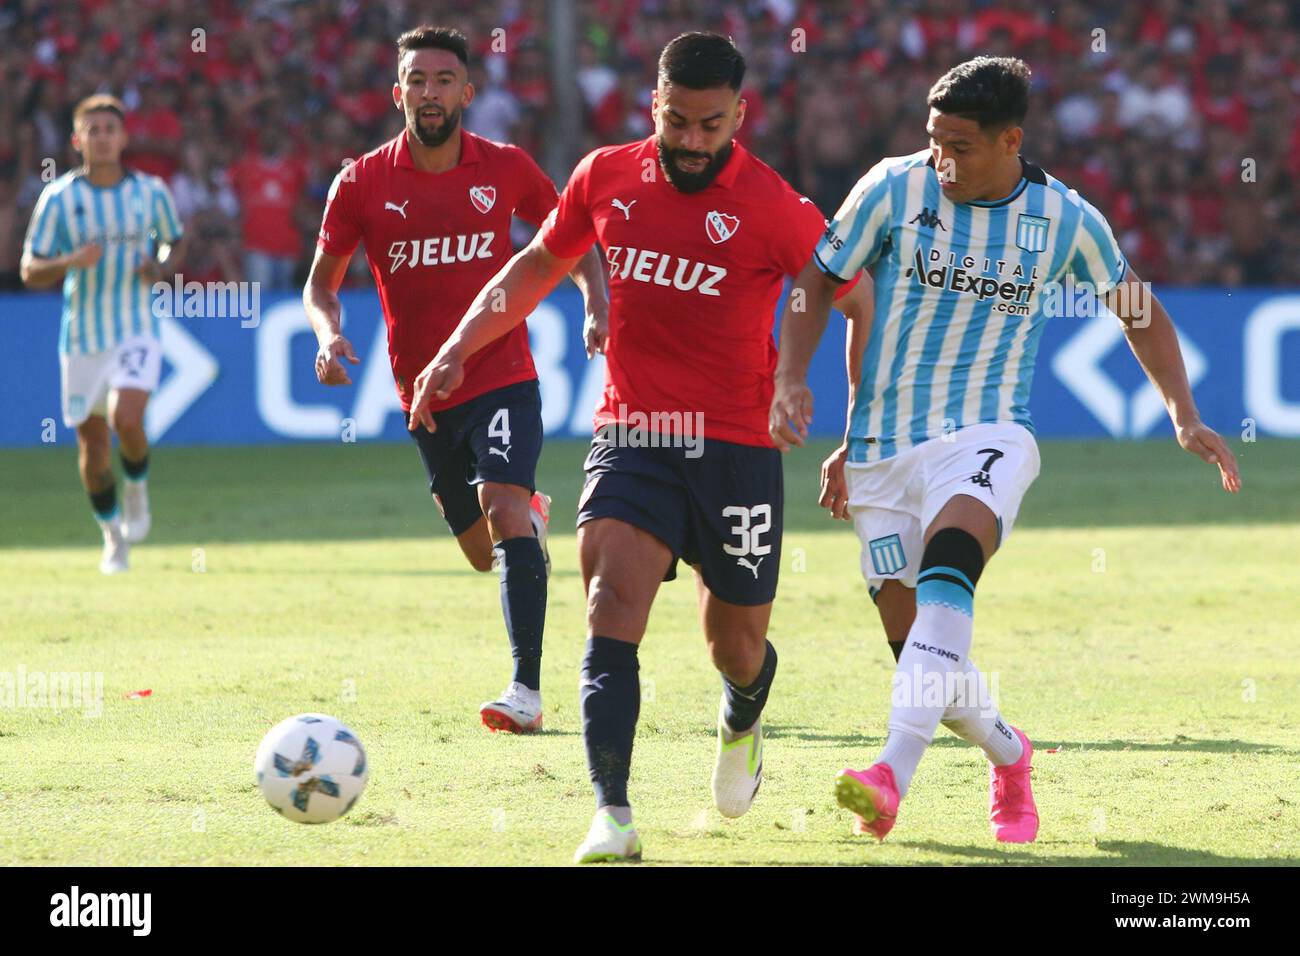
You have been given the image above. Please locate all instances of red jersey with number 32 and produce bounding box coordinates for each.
[318,131,558,411]
[541,135,857,447]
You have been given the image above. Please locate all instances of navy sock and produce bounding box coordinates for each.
[722,640,778,733]
[494,536,547,690]
[121,452,149,481]
[580,637,640,808]
[89,484,117,521]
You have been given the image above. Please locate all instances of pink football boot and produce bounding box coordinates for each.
[834,763,900,841]
[990,726,1039,843]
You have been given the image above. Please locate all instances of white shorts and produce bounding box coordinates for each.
[846,422,1041,590]
[60,335,162,427]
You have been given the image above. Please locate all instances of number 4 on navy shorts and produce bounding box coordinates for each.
[407,379,543,536]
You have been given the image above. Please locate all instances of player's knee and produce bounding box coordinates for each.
[585,572,642,627]
[480,491,531,540]
[110,408,144,437]
[705,624,765,678]
[873,580,916,643]
[918,528,986,612]
[77,432,110,473]
[707,636,757,678]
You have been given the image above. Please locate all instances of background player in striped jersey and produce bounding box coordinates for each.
[20,94,184,574]
[407,32,870,863]
[771,57,1241,844]
[305,27,608,733]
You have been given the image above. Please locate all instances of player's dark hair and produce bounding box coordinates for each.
[927,56,1031,129]
[658,32,745,91]
[396,25,470,71]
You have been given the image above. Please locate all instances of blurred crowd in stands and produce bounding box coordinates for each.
[2,0,1298,289]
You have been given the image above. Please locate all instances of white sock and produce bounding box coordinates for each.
[940,658,1023,766]
[879,600,974,796]
[878,729,928,797]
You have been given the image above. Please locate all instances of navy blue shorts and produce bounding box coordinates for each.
[576,427,783,606]
[408,379,543,536]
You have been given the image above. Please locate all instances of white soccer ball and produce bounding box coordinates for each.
[254,713,368,824]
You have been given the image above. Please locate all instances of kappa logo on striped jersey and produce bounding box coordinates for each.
[909,207,946,231]
[868,534,907,575]
[1016,214,1050,253]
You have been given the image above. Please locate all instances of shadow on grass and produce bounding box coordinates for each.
[768,725,1296,756]
[896,839,1296,867]
[5,438,1298,549]
[668,838,1296,867]
[313,568,583,579]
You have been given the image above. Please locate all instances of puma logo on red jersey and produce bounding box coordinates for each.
[387,233,496,273]
[604,245,727,297]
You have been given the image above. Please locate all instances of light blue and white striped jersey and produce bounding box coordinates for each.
[24,168,183,355]
[815,150,1126,462]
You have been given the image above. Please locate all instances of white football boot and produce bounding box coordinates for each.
[479,681,543,733]
[529,491,551,577]
[711,696,763,818]
[121,478,151,543]
[98,515,129,574]
[574,810,642,864]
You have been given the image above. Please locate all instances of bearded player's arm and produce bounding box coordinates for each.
[407,232,582,430]
[409,149,601,430]
[571,247,610,358]
[303,161,366,386]
[514,146,609,359]
[771,161,892,451]
[303,247,359,386]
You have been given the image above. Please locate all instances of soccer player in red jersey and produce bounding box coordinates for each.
[406,33,872,862]
[303,26,608,734]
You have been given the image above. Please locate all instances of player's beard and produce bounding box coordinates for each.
[657,137,733,194]
[410,104,462,148]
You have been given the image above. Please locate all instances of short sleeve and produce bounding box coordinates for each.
[774,190,861,299]
[539,149,598,260]
[24,182,69,258]
[1067,197,1127,295]
[317,160,364,258]
[511,147,560,227]
[150,178,184,243]
[815,159,894,281]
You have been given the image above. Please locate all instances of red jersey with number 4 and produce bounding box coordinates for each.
[317,131,558,411]
[541,136,857,447]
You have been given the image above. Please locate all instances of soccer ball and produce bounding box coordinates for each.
[254,713,368,824]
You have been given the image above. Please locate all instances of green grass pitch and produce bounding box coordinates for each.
[1,437,1297,865]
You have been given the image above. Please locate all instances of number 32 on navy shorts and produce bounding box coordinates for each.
[577,428,784,606]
